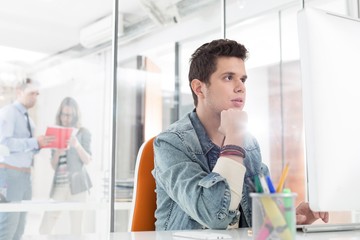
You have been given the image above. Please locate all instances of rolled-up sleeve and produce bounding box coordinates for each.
[212,157,246,210]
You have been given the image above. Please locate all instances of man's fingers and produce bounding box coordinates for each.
[296,214,306,225]
[320,212,329,223]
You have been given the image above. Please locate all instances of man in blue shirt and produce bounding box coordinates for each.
[0,79,53,240]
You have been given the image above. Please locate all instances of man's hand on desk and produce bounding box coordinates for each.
[296,202,329,225]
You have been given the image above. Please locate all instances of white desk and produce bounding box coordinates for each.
[0,200,132,212]
[21,228,360,240]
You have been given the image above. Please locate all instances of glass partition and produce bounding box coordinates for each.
[0,0,114,237]
[113,0,357,230]
[113,0,223,231]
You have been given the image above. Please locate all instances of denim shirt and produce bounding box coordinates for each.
[152,111,269,230]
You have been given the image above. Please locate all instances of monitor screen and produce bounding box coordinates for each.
[298,8,360,211]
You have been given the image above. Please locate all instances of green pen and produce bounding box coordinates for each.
[283,188,295,235]
[254,175,263,193]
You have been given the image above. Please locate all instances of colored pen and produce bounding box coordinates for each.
[283,188,295,233]
[265,175,276,193]
[259,174,270,194]
[254,175,263,193]
[276,163,290,193]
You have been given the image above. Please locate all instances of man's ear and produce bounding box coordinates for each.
[191,79,204,97]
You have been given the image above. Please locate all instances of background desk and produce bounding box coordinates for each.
[0,200,131,212]
[0,200,132,234]
[21,228,360,240]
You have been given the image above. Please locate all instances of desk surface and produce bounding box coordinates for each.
[22,228,360,240]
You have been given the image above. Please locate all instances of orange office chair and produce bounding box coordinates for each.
[129,136,157,231]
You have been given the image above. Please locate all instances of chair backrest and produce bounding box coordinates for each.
[129,136,157,231]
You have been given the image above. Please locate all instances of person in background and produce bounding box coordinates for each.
[39,97,92,235]
[152,39,329,230]
[0,78,53,240]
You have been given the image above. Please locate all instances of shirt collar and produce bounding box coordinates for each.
[189,109,216,155]
[13,101,28,115]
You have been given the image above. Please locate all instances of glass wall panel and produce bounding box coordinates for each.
[225,0,353,225]
[114,0,357,231]
[175,0,358,228]
[227,12,281,172]
[112,0,358,231]
[0,0,113,237]
[228,9,306,206]
[113,0,223,231]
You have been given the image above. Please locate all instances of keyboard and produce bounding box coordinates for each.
[297,223,360,233]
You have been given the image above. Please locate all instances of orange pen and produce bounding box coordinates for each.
[276,163,290,193]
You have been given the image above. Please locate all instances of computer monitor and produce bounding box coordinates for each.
[298,8,360,211]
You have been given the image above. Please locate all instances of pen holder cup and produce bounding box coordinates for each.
[250,192,297,240]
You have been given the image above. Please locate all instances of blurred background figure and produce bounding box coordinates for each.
[39,96,92,235]
[0,145,9,157]
[0,78,52,240]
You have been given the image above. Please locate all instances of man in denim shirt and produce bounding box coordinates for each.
[153,39,329,230]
